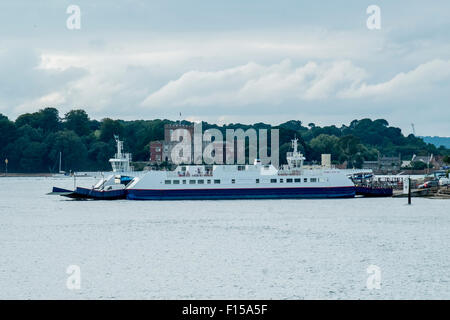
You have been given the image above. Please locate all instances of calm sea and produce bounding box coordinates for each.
[0,176,449,299]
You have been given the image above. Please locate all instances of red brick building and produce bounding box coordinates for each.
[149,141,163,163]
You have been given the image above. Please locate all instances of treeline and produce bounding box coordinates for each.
[0,108,448,172]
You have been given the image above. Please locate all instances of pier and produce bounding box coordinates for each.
[393,185,450,199]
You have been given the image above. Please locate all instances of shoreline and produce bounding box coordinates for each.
[0,173,53,177]
[0,172,53,178]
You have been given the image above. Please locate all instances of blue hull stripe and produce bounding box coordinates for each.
[126,186,355,200]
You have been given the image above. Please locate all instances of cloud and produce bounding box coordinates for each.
[1,0,450,136]
[140,58,450,110]
[0,49,87,114]
[141,59,368,108]
[339,59,450,99]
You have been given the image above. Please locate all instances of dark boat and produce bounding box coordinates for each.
[355,186,393,197]
[50,186,126,200]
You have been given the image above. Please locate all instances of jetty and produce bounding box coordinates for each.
[393,186,450,199]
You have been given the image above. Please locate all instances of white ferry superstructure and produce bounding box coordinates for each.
[126,138,355,200]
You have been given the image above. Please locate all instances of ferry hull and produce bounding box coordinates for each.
[126,186,355,200]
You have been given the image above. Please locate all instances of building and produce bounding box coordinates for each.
[411,154,441,169]
[149,141,163,164]
[149,123,248,165]
[148,124,195,164]
[362,154,402,174]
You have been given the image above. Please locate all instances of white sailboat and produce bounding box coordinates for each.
[52,151,68,177]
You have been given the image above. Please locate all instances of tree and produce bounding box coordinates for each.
[15,108,60,133]
[309,134,342,161]
[411,161,427,170]
[19,142,47,172]
[99,118,124,142]
[3,108,450,172]
[88,141,115,170]
[38,108,61,133]
[0,114,17,156]
[45,130,88,171]
[64,109,91,136]
[444,155,450,165]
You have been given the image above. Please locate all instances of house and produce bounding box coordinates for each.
[411,154,441,169]
[362,154,402,174]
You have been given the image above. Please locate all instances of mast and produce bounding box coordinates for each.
[109,135,132,172]
[286,138,305,169]
[59,151,62,173]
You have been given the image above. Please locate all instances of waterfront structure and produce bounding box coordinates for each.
[362,153,402,174]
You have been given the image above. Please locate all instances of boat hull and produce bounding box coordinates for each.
[355,186,393,197]
[74,187,126,200]
[126,186,355,200]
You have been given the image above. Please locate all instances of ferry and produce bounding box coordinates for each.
[51,137,358,200]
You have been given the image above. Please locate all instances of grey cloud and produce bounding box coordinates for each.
[0,48,87,110]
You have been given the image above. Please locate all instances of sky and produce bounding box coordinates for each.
[0,0,449,136]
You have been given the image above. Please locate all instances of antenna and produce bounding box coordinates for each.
[411,123,416,136]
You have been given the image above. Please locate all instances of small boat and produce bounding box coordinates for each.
[355,186,393,197]
[50,136,141,200]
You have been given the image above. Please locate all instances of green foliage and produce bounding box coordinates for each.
[64,109,91,136]
[309,134,341,161]
[0,109,448,173]
[99,118,124,142]
[410,161,428,170]
[444,155,450,164]
[15,108,61,133]
[0,114,17,153]
[45,130,88,171]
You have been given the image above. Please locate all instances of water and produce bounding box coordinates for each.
[0,177,449,299]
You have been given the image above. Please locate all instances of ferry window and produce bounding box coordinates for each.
[304,178,308,183]
[294,178,301,183]
[238,165,245,171]
[198,180,204,184]
[256,179,260,183]
[173,180,180,184]
[287,179,293,183]
[189,180,196,184]
[319,178,327,182]
[165,180,171,184]
[207,179,211,184]
[311,178,317,182]
[270,179,277,183]
[181,166,186,171]
[214,179,221,184]
[264,165,270,170]
[279,179,284,183]
[182,180,186,184]
[231,179,236,184]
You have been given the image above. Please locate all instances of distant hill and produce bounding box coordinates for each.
[421,136,450,148]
